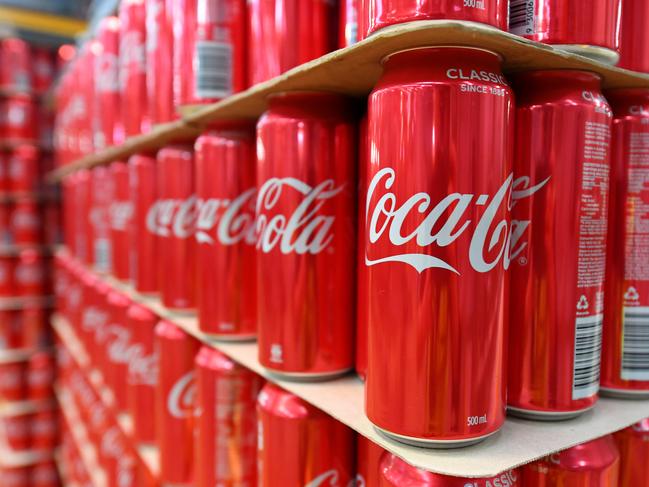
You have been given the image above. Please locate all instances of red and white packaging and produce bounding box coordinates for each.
[8,145,40,193]
[30,408,58,451]
[94,16,122,148]
[30,460,60,487]
[27,352,55,400]
[32,48,55,94]
[89,166,114,272]
[0,38,31,92]
[2,95,37,142]
[0,152,9,192]
[0,310,21,349]
[15,250,47,297]
[109,161,133,280]
[0,256,15,297]
[104,290,133,411]
[0,413,30,451]
[11,198,42,245]
[22,307,51,349]
[340,0,361,47]
[146,0,174,123]
[0,359,26,401]
[0,465,31,487]
[171,0,197,108]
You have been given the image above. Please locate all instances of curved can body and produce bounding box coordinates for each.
[509,71,612,419]
[248,0,338,85]
[256,92,356,379]
[365,47,512,447]
[364,0,509,37]
[0,38,31,92]
[618,0,649,73]
[614,418,649,486]
[357,435,385,486]
[171,0,197,108]
[508,0,621,64]
[257,383,355,486]
[195,346,262,487]
[195,125,257,339]
[94,16,122,148]
[521,435,620,486]
[89,166,114,273]
[154,146,197,311]
[340,0,361,47]
[145,0,174,124]
[380,453,519,486]
[601,89,649,398]
[356,116,368,380]
[109,161,133,281]
[104,290,132,411]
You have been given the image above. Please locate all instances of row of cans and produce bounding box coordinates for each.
[0,198,62,247]
[0,94,54,147]
[0,351,55,403]
[0,403,58,455]
[0,460,60,487]
[0,252,53,298]
[62,45,649,446]
[0,146,54,194]
[0,38,57,95]
[0,307,53,351]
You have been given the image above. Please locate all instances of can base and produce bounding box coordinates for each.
[264,367,351,382]
[600,387,649,399]
[507,404,594,421]
[552,44,620,65]
[203,332,257,343]
[372,424,498,449]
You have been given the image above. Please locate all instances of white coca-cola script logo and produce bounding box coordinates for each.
[305,470,357,487]
[255,178,345,254]
[167,371,196,419]
[95,52,120,93]
[195,189,257,245]
[82,307,109,335]
[146,197,198,238]
[119,31,145,86]
[106,325,133,364]
[145,0,163,54]
[109,201,134,231]
[365,168,550,274]
[127,345,157,386]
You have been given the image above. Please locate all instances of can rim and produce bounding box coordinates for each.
[381,45,503,65]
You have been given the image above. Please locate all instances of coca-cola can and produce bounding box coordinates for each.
[2,94,37,142]
[27,352,55,400]
[30,408,59,451]
[364,47,512,447]
[156,145,197,311]
[340,0,361,47]
[614,418,649,485]
[0,310,21,349]
[0,466,30,487]
[119,0,149,137]
[356,115,368,380]
[256,92,356,378]
[195,346,262,487]
[100,425,138,487]
[8,145,40,193]
[618,0,649,73]
[155,320,199,484]
[146,0,174,124]
[0,152,9,192]
[509,71,612,419]
[258,383,354,485]
[365,0,508,37]
[195,124,256,339]
[521,435,620,485]
[171,0,197,108]
[380,453,520,486]
[105,290,133,410]
[129,153,157,293]
[109,161,133,280]
[357,436,385,486]
[95,16,122,149]
[72,170,91,263]
[15,250,47,297]
[11,198,42,245]
[248,0,338,85]
[601,89,649,398]
[32,48,55,95]
[0,38,31,92]
[22,307,51,349]
[0,359,26,401]
[508,0,621,64]
[127,303,158,443]
[0,413,30,451]
[90,166,114,272]
[0,256,15,297]
[31,460,60,487]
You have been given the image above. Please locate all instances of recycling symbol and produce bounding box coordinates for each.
[624,287,640,301]
[577,295,589,311]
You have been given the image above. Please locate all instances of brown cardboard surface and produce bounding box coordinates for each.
[48,20,649,183]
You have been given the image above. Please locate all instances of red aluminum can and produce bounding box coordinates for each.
[0,414,30,451]
[8,145,40,193]
[256,92,356,378]
[31,461,60,487]
[11,198,42,245]
[357,436,385,486]
[109,161,133,280]
[356,115,368,380]
[32,48,55,95]
[0,310,21,349]
[522,435,620,486]
[146,0,174,124]
[0,205,9,244]
[15,250,47,297]
[248,0,338,85]
[0,38,31,92]
[105,290,133,411]
[30,408,59,450]
[119,0,149,137]
[340,0,361,47]
[195,124,256,339]
[509,71,612,419]
[95,16,122,148]
[155,320,199,484]
[0,466,30,487]
[171,0,197,108]
[364,47,512,447]
[380,453,520,486]
[258,383,354,485]
[156,146,197,311]
[618,0,649,73]
[365,0,508,36]
[2,95,37,142]
[27,352,55,400]
[128,154,157,293]
[508,0,621,64]
[0,152,9,192]
[72,170,91,263]
[90,166,114,272]
[127,303,158,444]
[0,359,26,401]
[0,256,15,297]
[195,346,262,487]
[614,418,649,486]
[22,307,51,349]
[601,89,649,398]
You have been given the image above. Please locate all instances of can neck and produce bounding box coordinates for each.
[605,88,649,117]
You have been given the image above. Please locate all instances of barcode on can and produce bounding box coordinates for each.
[194,41,233,100]
[509,0,536,36]
[572,314,603,400]
[95,238,112,273]
[621,307,649,380]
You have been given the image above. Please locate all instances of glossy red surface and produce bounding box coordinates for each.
[248,0,338,85]
[89,166,114,273]
[509,71,612,416]
[356,115,368,380]
[522,435,620,486]
[195,126,256,338]
[2,95,37,142]
[364,0,508,37]
[32,48,55,95]
[0,38,31,92]
[11,198,42,246]
[364,47,512,444]
[171,0,197,107]
[601,89,649,396]
[104,290,132,410]
[26,352,54,401]
[257,383,355,486]
[109,161,133,280]
[614,418,649,486]
[15,250,47,297]
[94,16,122,148]
[195,346,262,487]
[340,0,361,47]
[146,0,175,123]
[508,0,620,51]
[129,154,158,293]
[618,0,649,73]
[256,92,356,377]
[8,145,40,193]
[155,146,197,310]
[357,435,385,486]
[155,320,199,484]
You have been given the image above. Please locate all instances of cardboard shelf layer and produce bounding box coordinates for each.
[47,20,649,183]
[52,315,160,477]
[61,267,646,479]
